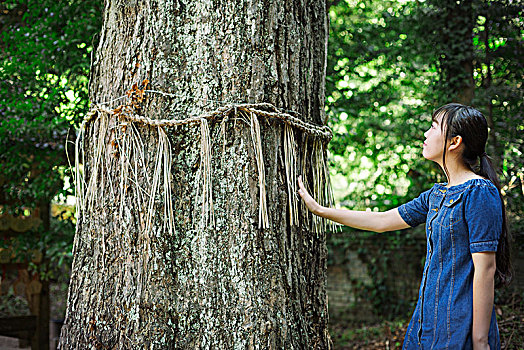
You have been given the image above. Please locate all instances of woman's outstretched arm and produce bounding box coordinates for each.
[297,176,410,233]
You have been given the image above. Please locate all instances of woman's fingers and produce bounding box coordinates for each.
[297,175,307,197]
[297,175,304,189]
[297,175,320,214]
[297,175,312,201]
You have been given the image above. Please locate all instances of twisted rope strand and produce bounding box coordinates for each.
[87,92,332,141]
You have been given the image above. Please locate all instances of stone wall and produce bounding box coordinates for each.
[326,227,524,325]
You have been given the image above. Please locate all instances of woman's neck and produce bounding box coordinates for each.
[439,159,483,188]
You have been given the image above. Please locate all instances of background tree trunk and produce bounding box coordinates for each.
[59,0,331,349]
[440,0,475,105]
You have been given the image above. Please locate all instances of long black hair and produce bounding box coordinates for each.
[432,103,512,288]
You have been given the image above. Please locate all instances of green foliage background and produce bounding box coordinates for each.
[326,0,523,322]
[0,0,101,277]
[327,0,523,219]
[0,0,522,325]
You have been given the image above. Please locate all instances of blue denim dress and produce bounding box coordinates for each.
[398,178,502,350]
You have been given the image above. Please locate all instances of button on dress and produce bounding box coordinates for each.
[398,179,502,350]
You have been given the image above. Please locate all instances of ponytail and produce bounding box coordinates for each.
[478,152,513,288]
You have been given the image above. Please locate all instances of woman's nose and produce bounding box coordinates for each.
[424,129,429,138]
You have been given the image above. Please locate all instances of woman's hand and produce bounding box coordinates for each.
[297,175,322,215]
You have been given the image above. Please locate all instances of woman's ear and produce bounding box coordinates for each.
[448,135,463,152]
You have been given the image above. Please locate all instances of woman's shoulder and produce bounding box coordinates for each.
[461,179,503,227]
[464,178,498,192]
[462,178,501,209]
[433,177,496,194]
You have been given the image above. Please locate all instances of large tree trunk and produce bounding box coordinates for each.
[59,0,331,349]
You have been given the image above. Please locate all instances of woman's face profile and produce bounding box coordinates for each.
[422,112,446,163]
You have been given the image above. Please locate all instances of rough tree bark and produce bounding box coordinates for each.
[440,0,475,105]
[59,0,331,349]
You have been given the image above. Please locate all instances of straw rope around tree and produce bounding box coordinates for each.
[75,80,336,238]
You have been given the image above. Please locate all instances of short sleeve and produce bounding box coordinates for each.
[398,188,432,227]
[465,185,503,254]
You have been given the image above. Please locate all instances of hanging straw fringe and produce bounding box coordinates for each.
[311,139,336,235]
[300,134,311,229]
[127,122,148,230]
[312,140,324,235]
[160,128,176,237]
[283,125,299,226]
[84,113,109,215]
[249,112,269,229]
[77,88,334,235]
[144,126,166,236]
[74,122,85,217]
[197,119,214,231]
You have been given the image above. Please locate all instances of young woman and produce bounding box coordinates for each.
[298,103,512,349]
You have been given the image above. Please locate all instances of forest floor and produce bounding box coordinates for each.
[330,290,524,350]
